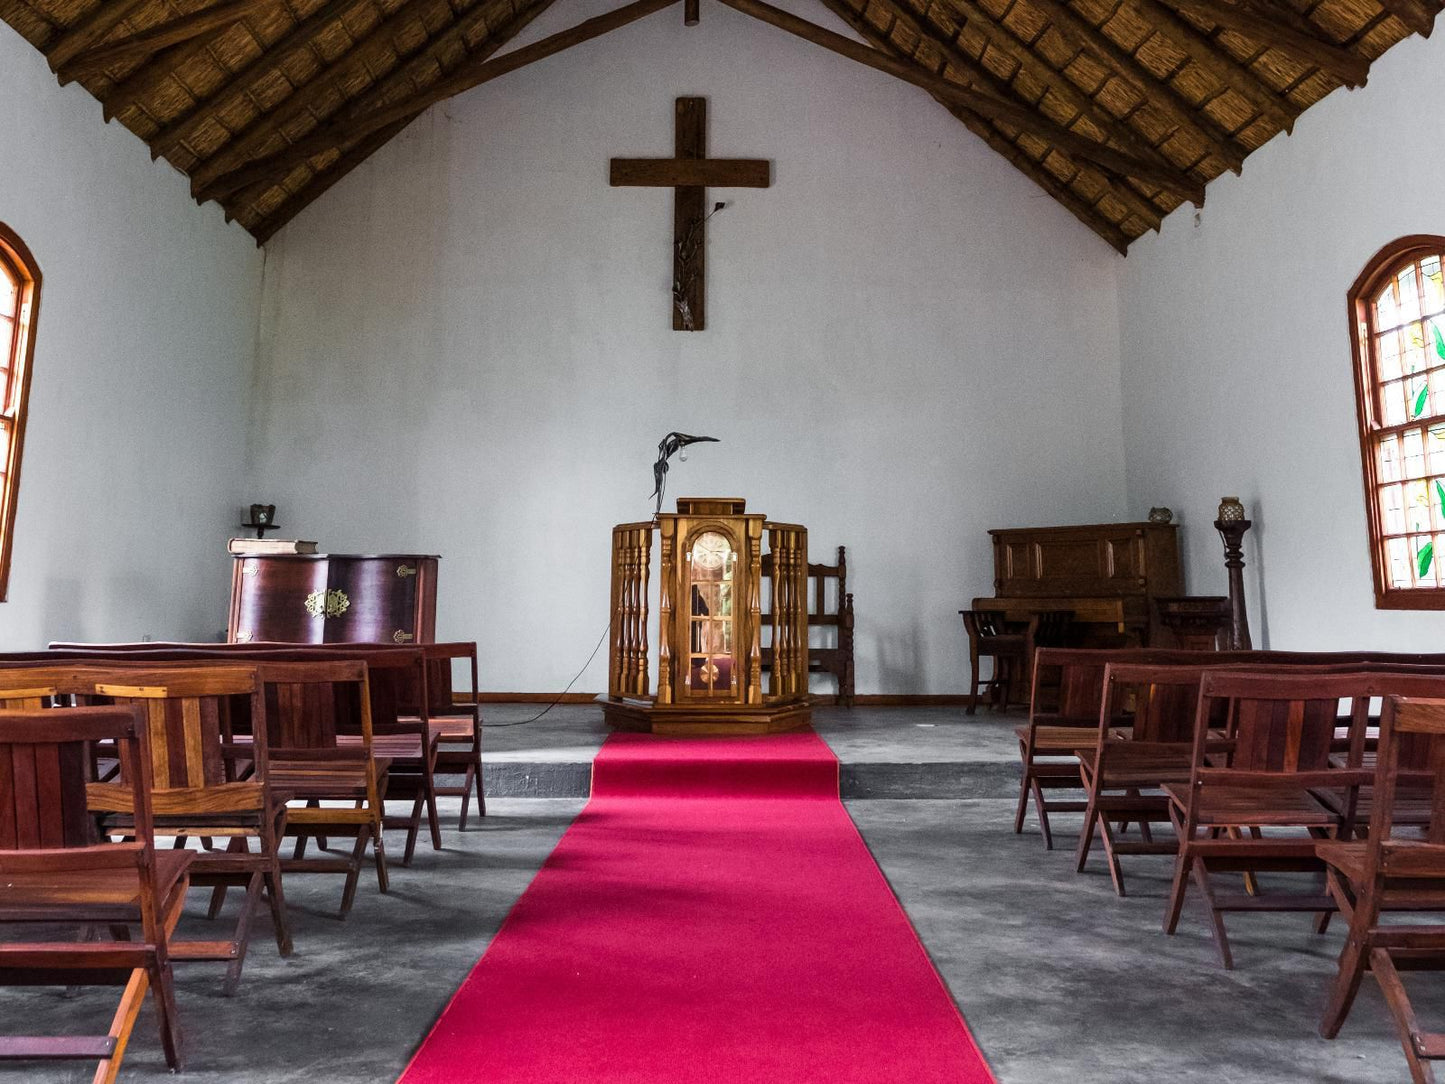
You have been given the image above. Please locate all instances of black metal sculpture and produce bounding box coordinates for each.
[651,432,719,514]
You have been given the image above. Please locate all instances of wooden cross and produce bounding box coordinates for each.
[610,97,770,331]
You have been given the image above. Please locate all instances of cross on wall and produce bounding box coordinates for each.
[610,97,771,331]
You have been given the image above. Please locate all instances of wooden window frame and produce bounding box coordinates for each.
[1350,234,1445,610]
[0,223,41,604]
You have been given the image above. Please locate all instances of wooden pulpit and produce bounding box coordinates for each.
[603,497,812,735]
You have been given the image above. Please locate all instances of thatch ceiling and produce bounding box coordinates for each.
[1,0,1436,250]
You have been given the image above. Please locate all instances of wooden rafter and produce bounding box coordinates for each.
[1160,0,1370,86]
[898,0,1200,201]
[45,0,154,70]
[1125,0,1298,132]
[250,115,414,241]
[882,0,1199,213]
[718,0,1202,202]
[1373,0,1436,36]
[148,0,373,163]
[204,0,682,203]
[849,0,1168,229]
[817,0,1136,249]
[186,0,472,195]
[3,0,1436,249]
[101,22,237,120]
[1017,0,1246,172]
[208,0,562,203]
[57,0,272,82]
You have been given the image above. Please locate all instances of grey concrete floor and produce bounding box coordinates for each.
[2,710,1437,1082]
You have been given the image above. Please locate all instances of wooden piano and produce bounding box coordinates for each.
[972,521,1182,646]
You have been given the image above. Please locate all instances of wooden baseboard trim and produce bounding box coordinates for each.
[466,692,601,704]
[847,694,972,706]
[460,692,972,707]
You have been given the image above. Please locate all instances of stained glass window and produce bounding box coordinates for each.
[0,224,40,603]
[1352,238,1445,607]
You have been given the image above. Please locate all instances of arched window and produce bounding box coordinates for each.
[1351,235,1445,608]
[0,223,40,603]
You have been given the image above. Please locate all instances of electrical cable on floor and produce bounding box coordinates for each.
[480,621,611,728]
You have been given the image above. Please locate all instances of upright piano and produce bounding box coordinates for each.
[972,522,1182,646]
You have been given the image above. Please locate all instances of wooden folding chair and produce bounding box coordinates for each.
[1317,693,1445,1082]
[1162,669,1374,969]
[1014,648,1116,849]
[79,666,292,995]
[1075,662,1213,896]
[416,643,485,828]
[256,660,391,915]
[0,705,190,1082]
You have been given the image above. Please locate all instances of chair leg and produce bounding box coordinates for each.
[967,649,981,716]
[339,826,370,918]
[1030,777,1054,851]
[1098,810,1128,898]
[221,872,262,997]
[403,791,425,867]
[1372,948,1438,1084]
[1075,792,1099,873]
[457,760,476,831]
[372,809,390,894]
[150,956,184,1072]
[266,861,293,957]
[1320,884,1376,1039]
[1191,857,1234,970]
[1164,850,1192,935]
[1014,761,1033,835]
[96,969,151,1084]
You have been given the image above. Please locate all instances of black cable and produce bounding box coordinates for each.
[480,621,611,728]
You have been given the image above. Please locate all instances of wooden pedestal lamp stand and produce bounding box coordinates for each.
[1214,496,1253,650]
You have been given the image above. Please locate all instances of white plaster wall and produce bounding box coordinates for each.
[252,0,1127,693]
[0,26,263,648]
[1119,22,1445,650]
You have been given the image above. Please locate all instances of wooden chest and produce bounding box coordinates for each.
[228,554,439,644]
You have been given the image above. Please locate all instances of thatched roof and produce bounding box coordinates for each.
[1,0,1435,250]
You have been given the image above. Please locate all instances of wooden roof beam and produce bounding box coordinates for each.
[148,0,373,163]
[718,0,1200,202]
[1373,0,1436,36]
[900,0,1202,198]
[202,0,682,202]
[883,0,1203,205]
[201,0,560,202]
[817,0,1140,247]
[58,0,273,84]
[818,0,1158,235]
[102,23,237,121]
[1019,0,1246,172]
[1126,0,1298,132]
[186,0,474,195]
[46,0,154,71]
[1159,0,1370,86]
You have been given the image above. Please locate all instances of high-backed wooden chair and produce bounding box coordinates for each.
[78,666,292,995]
[1075,662,1212,895]
[1162,669,1376,969]
[1317,694,1445,1082]
[0,705,190,1081]
[761,546,855,706]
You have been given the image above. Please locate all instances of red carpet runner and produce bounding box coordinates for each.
[399,731,995,1083]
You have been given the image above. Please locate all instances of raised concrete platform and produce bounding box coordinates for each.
[481,702,1021,799]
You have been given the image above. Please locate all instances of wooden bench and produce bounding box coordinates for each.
[761,545,854,706]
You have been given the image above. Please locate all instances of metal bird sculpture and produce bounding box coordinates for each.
[651,432,719,514]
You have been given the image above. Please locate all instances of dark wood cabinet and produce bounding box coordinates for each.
[228,554,439,644]
[977,522,1182,645]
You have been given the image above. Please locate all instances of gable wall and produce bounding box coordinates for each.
[250,0,1127,693]
[0,26,263,648]
[1118,22,1445,650]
